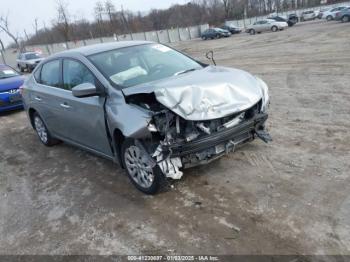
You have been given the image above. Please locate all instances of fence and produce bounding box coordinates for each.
[1,1,349,69]
[0,24,209,69]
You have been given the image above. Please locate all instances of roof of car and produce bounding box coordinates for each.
[52,40,153,57]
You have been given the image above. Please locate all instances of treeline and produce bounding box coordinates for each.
[14,0,345,46]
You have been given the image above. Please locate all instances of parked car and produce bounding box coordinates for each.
[287,13,299,24]
[317,8,331,19]
[201,28,231,40]
[322,6,349,21]
[246,19,288,35]
[0,64,25,112]
[268,15,297,26]
[220,25,242,34]
[300,10,316,21]
[334,7,350,22]
[17,52,45,73]
[21,41,271,194]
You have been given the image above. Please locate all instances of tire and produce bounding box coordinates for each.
[342,15,350,22]
[33,112,60,146]
[326,15,333,21]
[121,139,165,194]
[216,34,220,39]
[249,29,256,35]
[26,65,32,73]
[271,26,278,32]
[202,36,207,40]
[20,66,24,73]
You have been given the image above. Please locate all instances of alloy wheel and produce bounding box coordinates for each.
[124,145,154,189]
[34,116,48,144]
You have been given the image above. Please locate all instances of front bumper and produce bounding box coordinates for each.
[160,113,270,168]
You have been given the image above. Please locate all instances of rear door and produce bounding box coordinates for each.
[30,59,64,134]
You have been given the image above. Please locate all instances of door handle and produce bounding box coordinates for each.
[34,96,42,101]
[60,103,71,109]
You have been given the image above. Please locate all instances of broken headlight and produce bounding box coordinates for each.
[256,77,270,112]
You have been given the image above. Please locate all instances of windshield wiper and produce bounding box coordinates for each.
[174,68,197,76]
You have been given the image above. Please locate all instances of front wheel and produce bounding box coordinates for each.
[326,15,333,21]
[249,29,256,35]
[271,26,278,32]
[122,139,165,194]
[26,65,32,73]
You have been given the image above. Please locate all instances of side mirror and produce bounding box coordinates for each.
[72,83,99,98]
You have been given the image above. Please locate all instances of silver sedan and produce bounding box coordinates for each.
[246,19,288,35]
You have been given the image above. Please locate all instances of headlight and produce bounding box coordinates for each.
[256,77,270,112]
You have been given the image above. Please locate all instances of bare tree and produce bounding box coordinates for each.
[33,18,39,36]
[0,14,19,48]
[55,0,71,42]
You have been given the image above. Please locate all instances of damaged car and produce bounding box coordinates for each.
[21,41,271,194]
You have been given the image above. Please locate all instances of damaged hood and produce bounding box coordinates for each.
[123,66,263,121]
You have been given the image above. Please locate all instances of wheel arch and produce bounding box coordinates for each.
[113,128,126,168]
[28,107,37,129]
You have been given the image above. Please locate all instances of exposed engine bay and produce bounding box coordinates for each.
[126,92,271,180]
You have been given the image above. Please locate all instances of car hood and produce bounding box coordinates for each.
[123,66,263,121]
[0,75,25,92]
[26,58,45,63]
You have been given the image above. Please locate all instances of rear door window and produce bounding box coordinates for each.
[40,60,61,88]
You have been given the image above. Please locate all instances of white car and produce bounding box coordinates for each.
[246,19,288,35]
[322,6,349,21]
[16,52,45,73]
[300,10,316,21]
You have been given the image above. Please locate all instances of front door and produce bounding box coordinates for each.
[56,59,112,156]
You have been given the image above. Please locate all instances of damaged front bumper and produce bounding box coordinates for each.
[149,113,271,178]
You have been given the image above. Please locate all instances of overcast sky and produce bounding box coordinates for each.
[0,0,190,45]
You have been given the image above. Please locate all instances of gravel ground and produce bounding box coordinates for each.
[1,20,350,256]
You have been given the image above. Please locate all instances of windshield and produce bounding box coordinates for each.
[25,53,42,60]
[88,44,202,88]
[0,66,19,79]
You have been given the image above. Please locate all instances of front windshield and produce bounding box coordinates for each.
[88,43,202,88]
[25,53,42,60]
[0,66,19,79]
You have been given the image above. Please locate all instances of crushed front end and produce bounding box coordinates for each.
[128,94,271,180]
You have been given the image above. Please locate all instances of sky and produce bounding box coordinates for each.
[0,0,190,46]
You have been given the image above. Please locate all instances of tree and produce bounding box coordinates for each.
[0,14,20,48]
[55,0,71,43]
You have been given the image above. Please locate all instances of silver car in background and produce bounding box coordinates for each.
[246,19,288,35]
[22,41,271,194]
[16,52,45,73]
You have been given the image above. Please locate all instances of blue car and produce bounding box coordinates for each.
[0,64,25,112]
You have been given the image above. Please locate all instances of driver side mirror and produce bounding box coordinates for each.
[72,83,99,98]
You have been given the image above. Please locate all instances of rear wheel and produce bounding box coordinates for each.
[122,139,165,194]
[271,26,278,32]
[249,29,256,35]
[342,15,350,22]
[33,112,60,146]
[326,15,333,21]
[26,65,32,73]
[202,36,207,40]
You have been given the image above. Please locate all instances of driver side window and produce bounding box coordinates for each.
[63,59,95,91]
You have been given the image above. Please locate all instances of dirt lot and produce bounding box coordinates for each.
[1,20,350,256]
